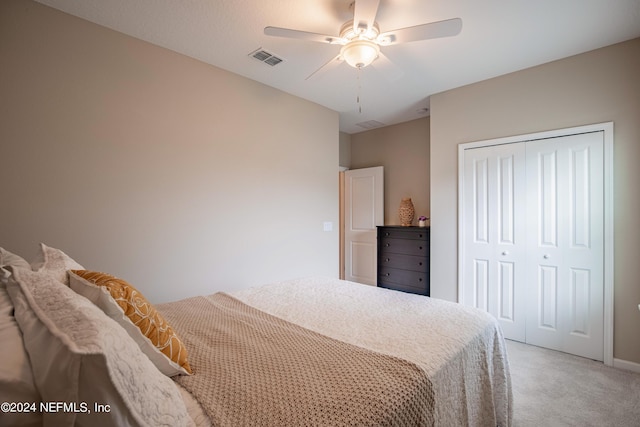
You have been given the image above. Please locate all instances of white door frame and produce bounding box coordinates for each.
[457,122,614,366]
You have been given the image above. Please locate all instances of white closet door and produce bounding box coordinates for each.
[461,143,527,341]
[525,132,604,360]
[460,129,606,361]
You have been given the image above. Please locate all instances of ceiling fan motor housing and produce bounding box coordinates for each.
[339,20,380,41]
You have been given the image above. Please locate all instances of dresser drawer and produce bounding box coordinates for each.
[378,253,428,272]
[378,268,429,295]
[378,267,428,290]
[378,281,429,296]
[378,228,429,241]
[379,237,428,257]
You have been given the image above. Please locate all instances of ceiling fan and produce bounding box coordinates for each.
[264,0,462,80]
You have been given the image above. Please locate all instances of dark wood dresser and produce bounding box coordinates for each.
[377,226,430,296]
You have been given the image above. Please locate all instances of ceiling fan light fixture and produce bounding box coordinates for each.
[340,39,380,68]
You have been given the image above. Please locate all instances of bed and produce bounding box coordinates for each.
[1,244,512,427]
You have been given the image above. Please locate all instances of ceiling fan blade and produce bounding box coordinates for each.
[264,26,343,44]
[378,18,462,45]
[353,0,380,33]
[305,54,344,80]
[371,51,403,82]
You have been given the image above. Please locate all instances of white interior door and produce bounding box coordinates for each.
[459,125,610,362]
[525,132,604,360]
[344,167,384,285]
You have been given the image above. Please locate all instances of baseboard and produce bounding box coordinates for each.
[613,357,640,373]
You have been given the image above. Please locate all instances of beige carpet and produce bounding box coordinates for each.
[506,340,640,426]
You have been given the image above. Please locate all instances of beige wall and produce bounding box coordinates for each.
[0,0,339,303]
[339,132,351,169]
[350,118,430,225]
[430,38,640,365]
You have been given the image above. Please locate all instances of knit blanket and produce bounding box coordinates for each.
[232,277,513,427]
[160,292,435,426]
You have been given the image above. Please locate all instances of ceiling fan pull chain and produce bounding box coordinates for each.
[357,66,362,114]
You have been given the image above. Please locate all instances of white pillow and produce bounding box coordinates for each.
[0,284,41,427]
[0,247,31,268]
[6,268,191,427]
[0,247,31,284]
[30,243,83,285]
[0,248,41,427]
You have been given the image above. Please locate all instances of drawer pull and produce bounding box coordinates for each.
[418,262,423,266]
[419,246,423,250]
[385,258,390,262]
[385,243,390,247]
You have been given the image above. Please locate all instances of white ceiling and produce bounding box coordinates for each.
[35,0,640,134]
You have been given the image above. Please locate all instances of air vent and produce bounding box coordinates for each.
[356,120,386,130]
[249,48,284,67]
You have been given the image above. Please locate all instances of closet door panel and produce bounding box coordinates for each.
[461,143,527,342]
[525,132,604,360]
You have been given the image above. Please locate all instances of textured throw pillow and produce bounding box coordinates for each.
[69,270,192,377]
[6,268,191,427]
[30,243,83,286]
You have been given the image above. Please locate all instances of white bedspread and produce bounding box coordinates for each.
[232,277,512,427]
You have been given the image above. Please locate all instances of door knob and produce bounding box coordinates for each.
[543,254,550,259]
[501,251,509,256]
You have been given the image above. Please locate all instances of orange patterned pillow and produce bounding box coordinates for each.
[68,270,192,376]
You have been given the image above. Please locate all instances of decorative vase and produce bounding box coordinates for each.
[398,198,415,226]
